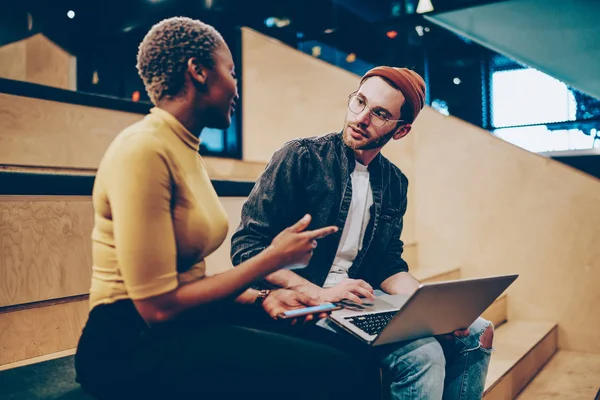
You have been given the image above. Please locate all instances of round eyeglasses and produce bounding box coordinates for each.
[347,93,404,127]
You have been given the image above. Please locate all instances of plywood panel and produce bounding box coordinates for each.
[0,40,27,82]
[516,351,600,399]
[0,196,93,307]
[382,134,416,244]
[0,299,88,366]
[241,28,359,164]
[484,322,557,399]
[202,158,265,181]
[402,242,418,269]
[0,93,142,169]
[411,266,461,283]
[25,34,76,91]
[0,92,266,181]
[482,294,508,329]
[0,34,75,90]
[409,108,600,353]
[0,195,250,307]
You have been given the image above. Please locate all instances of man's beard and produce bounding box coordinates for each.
[343,123,396,150]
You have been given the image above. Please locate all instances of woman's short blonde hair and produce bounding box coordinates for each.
[136,16,224,104]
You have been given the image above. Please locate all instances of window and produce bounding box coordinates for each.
[492,68,576,128]
[494,126,596,153]
[490,57,600,152]
[199,115,240,157]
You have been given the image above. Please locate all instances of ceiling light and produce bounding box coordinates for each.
[67,10,75,19]
[275,18,290,28]
[324,28,335,34]
[386,30,398,39]
[416,0,434,14]
[264,17,290,28]
[453,77,461,85]
[264,17,275,28]
[415,26,424,37]
[346,53,356,63]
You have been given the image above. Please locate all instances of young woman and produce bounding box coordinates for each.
[74,17,376,400]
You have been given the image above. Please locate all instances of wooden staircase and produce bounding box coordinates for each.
[410,242,561,399]
[3,241,598,399]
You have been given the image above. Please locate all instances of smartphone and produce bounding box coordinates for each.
[284,263,310,270]
[277,302,342,319]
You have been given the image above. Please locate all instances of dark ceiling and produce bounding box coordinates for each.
[0,0,511,128]
[1,0,509,65]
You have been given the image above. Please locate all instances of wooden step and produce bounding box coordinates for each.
[0,348,76,372]
[411,265,461,283]
[0,297,88,367]
[483,321,558,400]
[516,350,600,399]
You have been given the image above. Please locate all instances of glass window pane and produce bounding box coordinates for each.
[200,128,225,153]
[495,126,596,153]
[492,68,576,128]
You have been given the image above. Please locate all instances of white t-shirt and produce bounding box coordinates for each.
[323,161,373,288]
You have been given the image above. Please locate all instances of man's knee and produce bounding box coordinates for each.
[419,339,446,372]
[383,337,446,377]
[480,323,494,349]
[467,317,494,350]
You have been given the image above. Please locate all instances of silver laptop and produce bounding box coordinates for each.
[329,274,518,346]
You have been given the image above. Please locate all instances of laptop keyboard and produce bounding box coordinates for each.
[344,311,398,336]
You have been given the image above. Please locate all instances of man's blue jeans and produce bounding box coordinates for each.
[320,316,493,399]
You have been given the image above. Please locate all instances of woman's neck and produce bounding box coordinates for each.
[157,96,204,137]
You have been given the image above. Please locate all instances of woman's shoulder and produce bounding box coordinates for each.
[109,118,171,160]
[98,117,175,179]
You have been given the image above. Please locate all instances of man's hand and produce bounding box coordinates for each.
[439,328,470,341]
[261,289,330,324]
[452,328,470,338]
[319,279,376,304]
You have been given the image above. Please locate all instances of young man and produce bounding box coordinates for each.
[231,66,494,399]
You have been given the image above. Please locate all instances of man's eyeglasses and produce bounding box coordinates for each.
[347,93,404,127]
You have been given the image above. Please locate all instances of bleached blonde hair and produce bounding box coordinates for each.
[136,16,224,104]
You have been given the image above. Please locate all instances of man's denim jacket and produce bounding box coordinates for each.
[231,132,409,289]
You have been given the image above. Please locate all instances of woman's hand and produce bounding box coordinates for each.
[267,214,337,271]
[262,289,331,324]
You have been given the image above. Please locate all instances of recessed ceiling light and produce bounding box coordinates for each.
[416,0,434,14]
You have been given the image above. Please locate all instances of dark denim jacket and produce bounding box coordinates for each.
[230,132,409,289]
